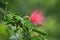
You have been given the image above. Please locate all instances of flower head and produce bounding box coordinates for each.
[30,9,45,26]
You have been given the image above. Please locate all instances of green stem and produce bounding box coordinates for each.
[23,26,31,40]
[4,4,7,20]
[3,2,8,21]
[14,21,18,33]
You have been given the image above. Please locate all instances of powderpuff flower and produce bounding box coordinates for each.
[30,9,45,26]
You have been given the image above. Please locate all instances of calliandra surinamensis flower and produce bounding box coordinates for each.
[30,9,45,26]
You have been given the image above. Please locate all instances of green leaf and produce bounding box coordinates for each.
[32,29,46,36]
[6,22,15,26]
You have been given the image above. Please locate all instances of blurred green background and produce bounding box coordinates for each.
[0,0,60,40]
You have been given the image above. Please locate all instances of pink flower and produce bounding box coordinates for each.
[30,9,45,26]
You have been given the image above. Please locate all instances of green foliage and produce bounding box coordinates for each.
[0,2,47,40]
[5,11,46,40]
[0,1,46,39]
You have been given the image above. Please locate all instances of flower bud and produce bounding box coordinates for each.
[24,16,29,20]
